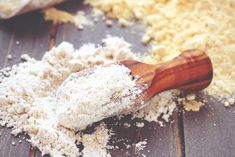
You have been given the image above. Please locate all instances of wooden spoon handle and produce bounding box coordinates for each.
[146,49,213,98]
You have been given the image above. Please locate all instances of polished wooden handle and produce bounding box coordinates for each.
[146,49,213,99]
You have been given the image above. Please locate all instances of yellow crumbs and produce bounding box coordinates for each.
[183,100,204,112]
[85,0,235,106]
[43,7,92,29]
[43,8,74,24]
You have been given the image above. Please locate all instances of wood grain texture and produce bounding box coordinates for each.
[0,11,51,157]
[3,12,51,65]
[148,50,212,93]
[183,97,235,157]
[0,20,14,67]
[0,127,30,157]
[0,15,33,157]
[121,50,213,102]
[104,114,178,157]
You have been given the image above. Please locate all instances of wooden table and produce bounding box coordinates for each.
[0,1,234,157]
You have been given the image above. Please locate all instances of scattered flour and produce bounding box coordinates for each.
[123,123,131,128]
[135,122,145,128]
[134,91,177,125]
[135,140,147,152]
[11,141,16,146]
[7,54,13,60]
[20,54,32,62]
[77,123,111,157]
[0,36,177,156]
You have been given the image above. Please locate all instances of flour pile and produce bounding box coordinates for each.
[0,37,177,156]
[56,64,142,130]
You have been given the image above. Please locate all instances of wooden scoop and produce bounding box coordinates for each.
[56,49,213,130]
[120,49,213,103]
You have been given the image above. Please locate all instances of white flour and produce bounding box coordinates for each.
[56,64,142,130]
[0,37,177,156]
[135,140,147,152]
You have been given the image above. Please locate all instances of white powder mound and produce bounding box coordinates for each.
[57,64,142,130]
[0,36,176,156]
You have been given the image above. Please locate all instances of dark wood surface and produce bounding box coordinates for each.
[0,12,51,157]
[0,1,234,157]
[184,97,235,157]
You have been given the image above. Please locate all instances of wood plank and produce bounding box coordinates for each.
[131,120,177,157]
[55,0,147,53]
[55,1,179,157]
[104,115,178,157]
[0,11,52,157]
[0,127,30,157]
[183,97,235,157]
[3,12,51,65]
[0,20,14,67]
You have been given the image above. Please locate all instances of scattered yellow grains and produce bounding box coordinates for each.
[183,100,205,112]
[224,98,235,107]
[134,10,143,20]
[179,94,205,111]
[118,18,129,27]
[186,94,196,101]
[105,19,113,27]
[43,8,74,24]
[142,34,151,44]
[86,0,235,102]
[228,98,235,105]
[43,8,92,29]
